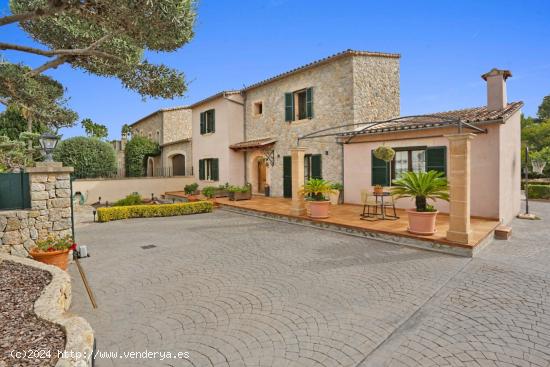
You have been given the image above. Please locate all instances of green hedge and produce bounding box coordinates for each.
[124,136,160,177]
[97,201,213,222]
[53,136,117,178]
[527,185,550,200]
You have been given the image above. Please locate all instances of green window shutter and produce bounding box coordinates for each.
[200,112,206,134]
[198,159,205,180]
[426,146,447,176]
[306,87,313,119]
[211,158,219,181]
[283,156,292,198]
[372,151,389,186]
[284,92,294,122]
[311,154,322,179]
[211,110,215,133]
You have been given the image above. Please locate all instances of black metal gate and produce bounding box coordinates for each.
[0,172,31,210]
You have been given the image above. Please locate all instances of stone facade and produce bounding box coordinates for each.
[129,107,193,177]
[0,163,73,257]
[243,53,400,197]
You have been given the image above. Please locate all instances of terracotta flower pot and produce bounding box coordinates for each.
[374,186,384,195]
[406,209,438,235]
[308,200,330,219]
[29,248,70,271]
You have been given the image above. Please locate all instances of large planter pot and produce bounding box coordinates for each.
[214,189,228,198]
[230,191,252,201]
[406,209,438,235]
[29,248,70,271]
[308,200,330,219]
[329,191,340,205]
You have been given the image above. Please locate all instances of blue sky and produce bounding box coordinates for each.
[1,0,549,140]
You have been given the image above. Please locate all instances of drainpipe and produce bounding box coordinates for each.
[242,92,247,185]
[340,142,344,202]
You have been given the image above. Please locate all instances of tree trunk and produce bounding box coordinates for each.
[415,196,427,211]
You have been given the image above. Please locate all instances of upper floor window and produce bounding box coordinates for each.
[200,109,215,134]
[285,87,313,122]
[253,101,263,116]
[156,130,161,143]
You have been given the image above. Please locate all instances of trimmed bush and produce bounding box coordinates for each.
[113,193,143,206]
[53,136,117,178]
[527,185,550,200]
[124,136,160,177]
[97,201,213,222]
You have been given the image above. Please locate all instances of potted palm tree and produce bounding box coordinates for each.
[301,179,335,218]
[390,171,449,235]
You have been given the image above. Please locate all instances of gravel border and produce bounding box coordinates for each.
[0,254,94,367]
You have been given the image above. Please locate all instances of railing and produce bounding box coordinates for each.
[152,166,193,177]
[0,172,31,210]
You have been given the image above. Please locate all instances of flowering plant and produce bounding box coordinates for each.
[34,235,77,252]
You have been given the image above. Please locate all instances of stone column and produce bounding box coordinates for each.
[26,162,74,242]
[445,133,474,244]
[290,147,306,216]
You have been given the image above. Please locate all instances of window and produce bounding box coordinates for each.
[200,109,215,134]
[198,158,219,181]
[392,149,426,179]
[371,146,447,186]
[156,130,161,143]
[285,87,313,122]
[304,154,322,181]
[253,101,263,116]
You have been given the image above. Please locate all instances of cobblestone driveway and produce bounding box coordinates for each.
[70,202,550,367]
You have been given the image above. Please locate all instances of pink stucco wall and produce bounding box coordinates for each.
[343,121,519,221]
[498,110,522,224]
[192,94,245,187]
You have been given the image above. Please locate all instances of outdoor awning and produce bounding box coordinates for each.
[229,137,277,151]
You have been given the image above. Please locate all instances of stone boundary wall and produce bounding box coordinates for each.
[73,175,196,204]
[0,163,73,257]
[0,253,94,367]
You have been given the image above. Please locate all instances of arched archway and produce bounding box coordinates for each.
[249,153,269,194]
[171,154,186,176]
[147,157,154,177]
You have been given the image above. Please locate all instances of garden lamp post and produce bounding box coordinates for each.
[39,133,60,162]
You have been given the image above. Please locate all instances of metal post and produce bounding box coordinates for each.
[70,175,75,241]
[524,146,530,214]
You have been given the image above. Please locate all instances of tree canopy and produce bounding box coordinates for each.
[538,95,550,121]
[53,136,117,178]
[2,0,196,99]
[124,135,159,177]
[81,118,108,140]
[0,105,47,140]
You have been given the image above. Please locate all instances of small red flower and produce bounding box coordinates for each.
[70,243,77,251]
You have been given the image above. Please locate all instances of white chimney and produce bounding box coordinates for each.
[481,68,512,111]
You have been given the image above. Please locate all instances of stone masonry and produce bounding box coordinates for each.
[244,51,400,197]
[0,162,74,257]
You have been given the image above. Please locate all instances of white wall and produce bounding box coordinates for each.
[73,176,196,204]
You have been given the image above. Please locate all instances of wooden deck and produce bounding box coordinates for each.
[214,196,500,254]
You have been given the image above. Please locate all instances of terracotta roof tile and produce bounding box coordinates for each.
[342,102,523,136]
[229,137,277,150]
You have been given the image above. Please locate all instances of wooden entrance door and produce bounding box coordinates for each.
[257,158,267,193]
[283,156,292,198]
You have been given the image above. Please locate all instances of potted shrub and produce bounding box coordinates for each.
[184,183,199,201]
[29,235,76,271]
[329,183,344,205]
[201,186,219,207]
[215,183,230,198]
[373,184,384,195]
[301,179,335,219]
[228,185,252,201]
[390,170,449,235]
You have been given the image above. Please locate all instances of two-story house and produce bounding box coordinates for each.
[129,106,193,177]
[191,49,400,196]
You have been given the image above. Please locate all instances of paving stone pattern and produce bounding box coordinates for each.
[69,202,550,367]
